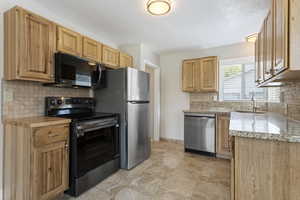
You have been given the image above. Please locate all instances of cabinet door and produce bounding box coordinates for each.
[273,0,289,75]
[264,11,274,80]
[102,45,120,68]
[19,9,55,82]
[255,37,261,85]
[119,52,133,68]
[194,60,202,92]
[259,22,266,84]
[57,26,82,56]
[200,57,219,92]
[32,141,69,200]
[217,114,231,158]
[182,60,196,92]
[82,37,102,62]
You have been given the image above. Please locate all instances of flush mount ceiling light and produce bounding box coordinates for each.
[246,33,258,43]
[147,0,172,16]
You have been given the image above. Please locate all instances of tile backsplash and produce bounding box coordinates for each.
[190,82,300,120]
[2,80,91,119]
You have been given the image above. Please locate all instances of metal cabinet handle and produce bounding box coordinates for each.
[48,132,59,137]
[65,143,69,151]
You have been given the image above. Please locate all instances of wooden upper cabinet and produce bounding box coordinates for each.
[102,45,120,69]
[255,38,260,84]
[255,0,300,87]
[256,31,264,85]
[200,57,219,92]
[264,11,274,80]
[82,37,102,62]
[259,22,266,83]
[217,113,231,159]
[57,26,82,57]
[182,60,197,92]
[119,52,133,68]
[4,6,55,82]
[273,0,288,75]
[182,57,218,93]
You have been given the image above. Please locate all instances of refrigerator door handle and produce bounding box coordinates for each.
[128,101,150,104]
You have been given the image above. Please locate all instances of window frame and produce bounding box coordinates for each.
[219,57,268,102]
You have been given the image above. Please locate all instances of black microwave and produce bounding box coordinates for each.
[46,52,106,88]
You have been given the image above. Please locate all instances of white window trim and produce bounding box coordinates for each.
[219,56,267,102]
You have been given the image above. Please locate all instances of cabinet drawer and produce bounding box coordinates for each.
[34,125,69,147]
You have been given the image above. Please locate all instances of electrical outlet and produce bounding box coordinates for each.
[4,89,14,102]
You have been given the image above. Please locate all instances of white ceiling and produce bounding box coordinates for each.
[32,0,270,53]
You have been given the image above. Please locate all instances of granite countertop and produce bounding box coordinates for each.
[229,112,300,143]
[183,108,233,114]
[4,116,71,128]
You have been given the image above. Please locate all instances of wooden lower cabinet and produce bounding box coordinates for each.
[4,118,70,200]
[216,113,231,159]
[32,141,69,200]
[232,137,300,200]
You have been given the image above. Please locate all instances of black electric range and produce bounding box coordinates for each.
[45,97,120,197]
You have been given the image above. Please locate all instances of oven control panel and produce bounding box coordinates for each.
[45,97,95,116]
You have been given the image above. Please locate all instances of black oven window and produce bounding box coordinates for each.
[77,126,118,177]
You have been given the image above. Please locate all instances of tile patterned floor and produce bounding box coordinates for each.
[60,141,230,200]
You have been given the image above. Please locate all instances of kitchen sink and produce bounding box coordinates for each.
[236,110,266,114]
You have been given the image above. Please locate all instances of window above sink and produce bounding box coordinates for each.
[219,57,280,103]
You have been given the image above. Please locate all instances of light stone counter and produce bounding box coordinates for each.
[229,112,300,143]
[183,108,233,115]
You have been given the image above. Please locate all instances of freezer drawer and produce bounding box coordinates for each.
[126,102,151,169]
[184,114,216,154]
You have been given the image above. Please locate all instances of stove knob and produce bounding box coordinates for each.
[57,99,63,105]
[50,99,56,106]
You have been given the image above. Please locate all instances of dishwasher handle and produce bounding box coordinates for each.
[184,113,216,118]
[185,116,215,119]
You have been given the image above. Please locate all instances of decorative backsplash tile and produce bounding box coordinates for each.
[2,80,91,119]
[190,100,268,112]
[190,82,300,121]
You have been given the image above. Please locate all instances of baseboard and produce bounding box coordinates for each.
[159,137,184,144]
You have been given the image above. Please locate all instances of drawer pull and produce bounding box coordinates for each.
[65,143,69,151]
[48,132,59,137]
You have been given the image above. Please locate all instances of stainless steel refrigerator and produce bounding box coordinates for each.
[94,67,151,169]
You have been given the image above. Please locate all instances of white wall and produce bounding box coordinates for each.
[0,1,119,199]
[120,44,144,69]
[120,44,160,71]
[160,42,255,141]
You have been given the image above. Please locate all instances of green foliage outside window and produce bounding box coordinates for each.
[224,65,242,78]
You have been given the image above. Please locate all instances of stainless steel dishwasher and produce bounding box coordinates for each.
[184,113,216,156]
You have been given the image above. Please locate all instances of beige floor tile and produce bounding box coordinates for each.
[61,141,230,200]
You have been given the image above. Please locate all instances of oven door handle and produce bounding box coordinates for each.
[80,123,119,133]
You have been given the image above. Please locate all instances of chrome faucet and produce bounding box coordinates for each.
[251,92,258,113]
